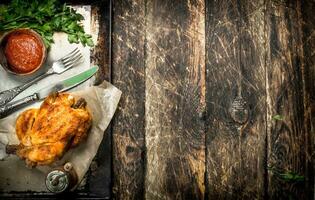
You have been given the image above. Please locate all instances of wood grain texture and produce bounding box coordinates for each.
[145,0,206,199]
[91,3,111,83]
[265,0,312,199]
[111,0,146,199]
[205,0,266,198]
[109,0,315,198]
[301,1,315,198]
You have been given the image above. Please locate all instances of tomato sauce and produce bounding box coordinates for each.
[4,32,43,73]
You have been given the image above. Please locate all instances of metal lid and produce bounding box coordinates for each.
[45,170,69,193]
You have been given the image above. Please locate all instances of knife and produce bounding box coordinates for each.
[0,66,98,119]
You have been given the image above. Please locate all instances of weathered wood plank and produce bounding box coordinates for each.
[145,0,206,199]
[111,0,146,199]
[91,3,111,83]
[265,0,312,199]
[301,0,315,199]
[87,2,112,197]
[205,0,266,198]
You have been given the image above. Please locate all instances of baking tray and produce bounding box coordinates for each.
[0,0,112,199]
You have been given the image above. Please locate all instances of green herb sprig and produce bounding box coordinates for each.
[272,114,284,121]
[267,166,305,182]
[0,0,94,48]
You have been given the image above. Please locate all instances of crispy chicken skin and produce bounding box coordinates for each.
[12,92,92,167]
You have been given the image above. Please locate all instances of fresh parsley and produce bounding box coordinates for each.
[0,0,94,48]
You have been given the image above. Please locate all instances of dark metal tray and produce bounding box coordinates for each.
[0,0,112,199]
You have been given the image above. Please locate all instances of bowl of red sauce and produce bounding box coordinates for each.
[0,29,47,75]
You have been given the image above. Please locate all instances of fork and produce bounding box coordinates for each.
[0,48,83,106]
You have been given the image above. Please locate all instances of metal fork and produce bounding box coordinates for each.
[0,48,83,106]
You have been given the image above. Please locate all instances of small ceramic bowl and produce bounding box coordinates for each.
[0,28,47,76]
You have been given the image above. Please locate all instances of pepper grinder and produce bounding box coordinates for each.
[45,162,78,193]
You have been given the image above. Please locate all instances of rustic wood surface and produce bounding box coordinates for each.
[111,0,315,199]
[205,0,266,199]
[265,1,312,199]
[112,0,146,199]
[145,0,205,199]
[301,1,315,199]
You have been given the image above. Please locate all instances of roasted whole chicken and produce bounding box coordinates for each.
[7,93,92,167]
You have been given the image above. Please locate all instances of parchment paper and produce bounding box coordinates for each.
[0,81,121,192]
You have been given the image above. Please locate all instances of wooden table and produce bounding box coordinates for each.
[109,0,315,199]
